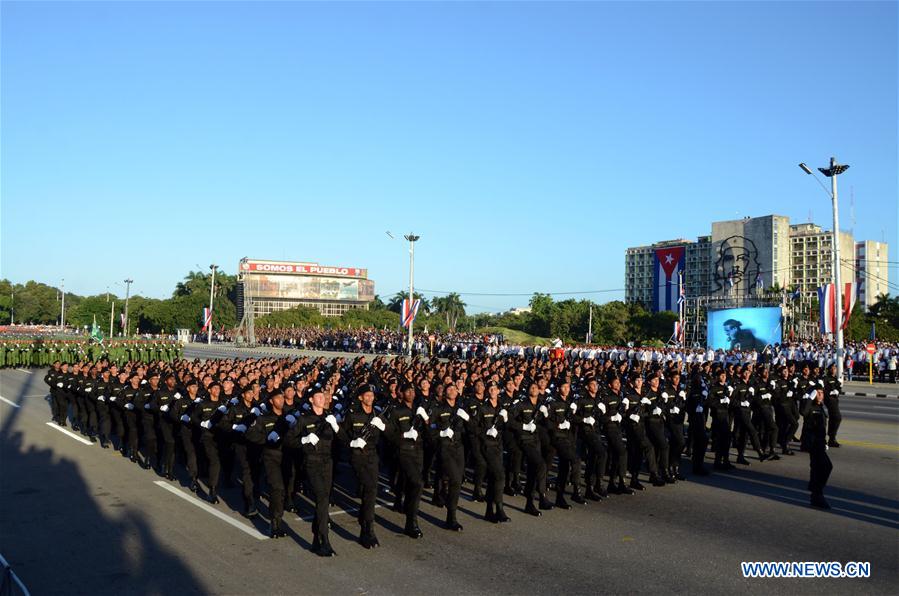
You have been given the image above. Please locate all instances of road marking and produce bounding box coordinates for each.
[836,440,899,452]
[45,422,94,445]
[16,369,33,374]
[296,504,382,523]
[153,481,268,540]
[0,395,21,408]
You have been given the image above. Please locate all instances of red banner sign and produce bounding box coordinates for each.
[240,260,367,278]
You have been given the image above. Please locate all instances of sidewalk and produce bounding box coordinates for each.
[842,380,899,399]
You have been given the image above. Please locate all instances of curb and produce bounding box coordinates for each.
[842,392,899,399]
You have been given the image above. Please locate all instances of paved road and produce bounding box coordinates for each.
[1,368,897,595]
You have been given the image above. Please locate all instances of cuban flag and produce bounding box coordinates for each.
[652,246,685,313]
[201,307,212,332]
[401,298,421,328]
[119,313,126,329]
[818,282,857,334]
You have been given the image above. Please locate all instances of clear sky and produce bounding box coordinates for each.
[2,1,896,312]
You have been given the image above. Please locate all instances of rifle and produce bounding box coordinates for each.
[358,401,395,443]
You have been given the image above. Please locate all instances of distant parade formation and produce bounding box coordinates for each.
[35,340,852,556]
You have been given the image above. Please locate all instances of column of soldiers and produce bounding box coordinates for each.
[42,351,842,556]
[1,339,182,367]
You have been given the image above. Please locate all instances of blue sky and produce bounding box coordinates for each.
[2,1,896,312]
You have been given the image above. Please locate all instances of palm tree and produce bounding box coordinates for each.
[433,292,466,331]
[387,292,431,315]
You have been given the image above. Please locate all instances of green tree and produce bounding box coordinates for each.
[431,292,467,331]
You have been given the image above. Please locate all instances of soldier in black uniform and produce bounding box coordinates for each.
[93,368,114,449]
[686,365,710,475]
[463,380,488,502]
[662,371,687,480]
[194,382,231,503]
[431,383,467,531]
[154,374,180,479]
[227,385,262,517]
[731,367,767,465]
[296,385,339,556]
[140,372,161,471]
[247,388,291,538]
[709,369,735,471]
[501,378,524,496]
[801,387,833,509]
[509,382,553,515]
[387,383,426,539]
[772,366,797,455]
[44,362,67,426]
[340,385,386,548]
[478,381,510,522]
[577,376,608,501]
[623,374,663,489]
[175,378,202,492]
[601,375,632,494]
[121,375,143,464]
[109,370,129,452]
[823,364,843,448]
[643,375,671,484]
[753,367,780,460]
[547,380,585,508]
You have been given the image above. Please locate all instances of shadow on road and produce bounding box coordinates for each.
[0,373,207,595]
[690,464,899,531]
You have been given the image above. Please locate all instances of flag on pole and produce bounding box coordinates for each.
[676,271,685,344]
[651,246,685,313]
[120,313,126,329]
[870,322,876,341]
[401,298,421,328]
[90,315,103,342]
[817,282,857,334]
[201,307,212,332]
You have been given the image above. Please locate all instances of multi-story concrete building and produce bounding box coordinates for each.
[710,215,791,296]
[855,240,890,311]
[788,223,855,297]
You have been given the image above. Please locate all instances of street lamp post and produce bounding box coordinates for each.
[208,264,218,344]
[60,278,66,329]
[799,157,850,379]
[123,278,133,337]
[404,234,420,357]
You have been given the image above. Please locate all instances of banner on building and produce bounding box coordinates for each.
[817,282,857,335]
[652,246,685,313]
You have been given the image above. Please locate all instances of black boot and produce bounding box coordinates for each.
[571,490,587,505]
[538,494,555,511]
[630,478,646,491]
[404,520,423,539]
[359,522,373,549]
[317,534,335,557]
[525,500,542,517]
[650,474,667,487]
[368,523,380,548]
[555,493,571,510]
[585,487,602,501]
[495,505,511,523]
[736,456,751,465]
[208,490,219,505]
[618,482,635,495]
[444,513,463,532]
[270,517,284,539]
[810,494,831,509]
[472,487,485,502]
[485,504,497,523]
[189,478,199,493]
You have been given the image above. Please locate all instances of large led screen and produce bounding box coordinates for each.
[707,307,782,350]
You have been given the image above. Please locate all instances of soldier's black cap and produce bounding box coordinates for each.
[356,384,377,398]
[149,371,160,378]
[185,377,199,387]
[486,380,500,389]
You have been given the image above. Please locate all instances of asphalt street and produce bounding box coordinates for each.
[1,366,897,595]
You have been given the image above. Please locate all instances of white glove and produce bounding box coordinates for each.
[229,397,239,405]
[250,407,261,416]
[486,427,499,438]
[306,432,322,445]
[583,416,595,426]
[804,391,815,400]
[695,405,703,413]
[125,403,134,410]
[569,402,577,413]
[285,414,296,425]
[640,397,651,405]
[770,380,776,388]
[439,428,455,439]
[652,407,663,416]
[701,390,708,397]
[629,414,640,423]
[144,403,152,410]
[727,386,734,395]
[830,390,839,396]
[403,428,419,441]
[661,392,670,399]
[558,420,571,430]
[174,392,182,399]
[740,401,750,408]
[97,396,106,402]
[678,390,686,398]
[817,379,824,387]
[761,393,771,400]
[415,406,429,422]
[499,408,508,421]
[371,417,386,431]
[597,402,607,414]
[786,391,793,397]
[456,408,470,421]
[325,414,339,432]
[621,398,630,407]
[56,382,63,388]
[748,387,755,395]
[539,405,549,417]
[522,421,537,433]
[611,413,622,423]
[232,424,247,433]
[350,438,366,449]
[259,403,268,412]
[268,431,281,443]
[217,405,228,413]
[180,414,190,423]
[671,407,680,414]
[160,404,169,412]
[721,397,730,405]
[201,420,212,429]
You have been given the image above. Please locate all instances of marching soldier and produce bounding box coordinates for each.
[801,387,833,509]
[478,381,510,522]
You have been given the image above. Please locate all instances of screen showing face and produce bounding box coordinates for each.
[707,307,782,351]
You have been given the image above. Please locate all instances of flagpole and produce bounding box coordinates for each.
[110,301,115,338]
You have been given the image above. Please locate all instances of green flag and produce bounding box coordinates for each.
[91,315,103,343]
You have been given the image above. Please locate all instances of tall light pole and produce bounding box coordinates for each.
[123,278,133,337]
[208,264,218,344]
[799,157,850,379]
[9,286,13,325]
[404,234,420,357]
[60,278,66,329]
